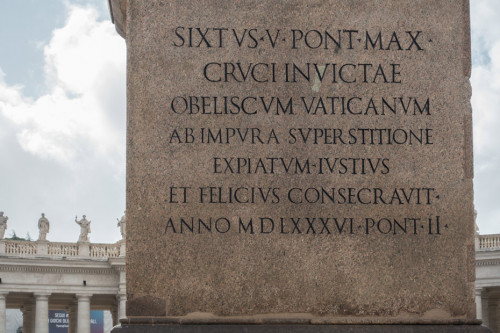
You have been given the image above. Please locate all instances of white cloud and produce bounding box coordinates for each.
[0,5,125,168]
[471,0,500,234]
[471,0,500,65]
[472,46,500,157]
[0,4,126,242]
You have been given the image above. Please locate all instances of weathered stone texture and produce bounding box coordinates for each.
[115,0,475,324]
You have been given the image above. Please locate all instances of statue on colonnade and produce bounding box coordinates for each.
[38,213,50,241]
[75,215,91,242]
[0,211,7,239]
[117,210,126,239]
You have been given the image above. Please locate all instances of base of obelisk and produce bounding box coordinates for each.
[112,323,492,333]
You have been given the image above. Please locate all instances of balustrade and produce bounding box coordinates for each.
[89,243,120,258]
[4,240,37,256]
[0,239,123,258]
[478,234,500,251]
[48,243,79,256]
[1,235,499,257]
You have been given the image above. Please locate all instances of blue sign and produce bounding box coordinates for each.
[48,310,68,333]
[48,310,104,333]
[90,310,104,333]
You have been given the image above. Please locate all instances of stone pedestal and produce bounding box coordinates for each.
[37,240,49,255]
[77,242,90,257]
[119,240,126,257]
[109,0,480,331]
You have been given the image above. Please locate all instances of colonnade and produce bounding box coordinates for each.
[476,233,500,333]
[0,236,126,333]
[0,292,126,333]
[476,287,500,333]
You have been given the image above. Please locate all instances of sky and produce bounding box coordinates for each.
[0,1,499,243]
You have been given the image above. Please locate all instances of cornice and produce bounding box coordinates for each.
[476,260,500,267]
[0,265,118,275]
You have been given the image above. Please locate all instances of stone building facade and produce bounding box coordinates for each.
[0,239,125,333]
[476,233,500,333]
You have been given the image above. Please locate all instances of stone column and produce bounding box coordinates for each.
[76,294,92,333]
[0,292,7,333]
[476,288,483,321]
[31,306,37,333]
[34,293,50,333]
[117,294,127,321]
[482,289,490,328]
[67,304,77,333]
[21,305,33,333]
[111,306,118,327]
